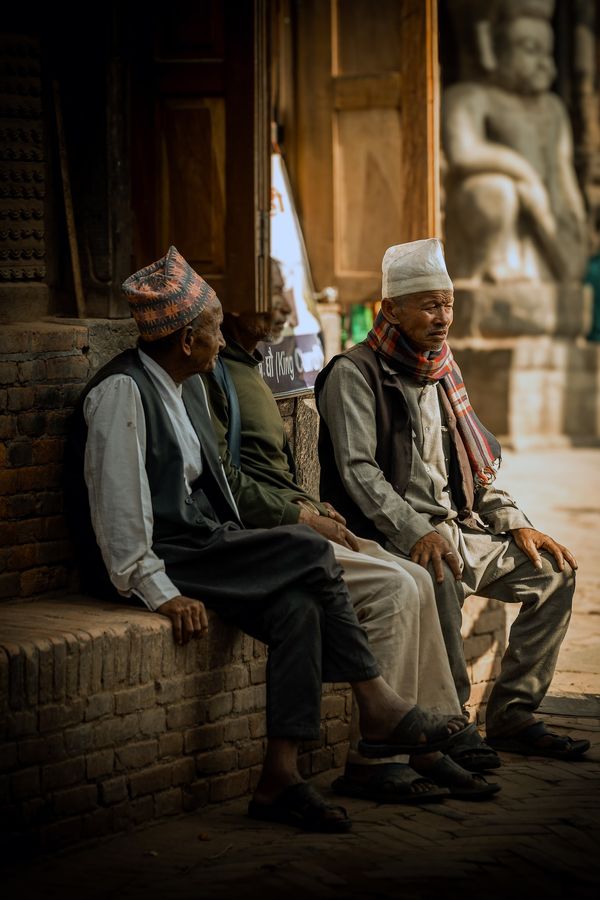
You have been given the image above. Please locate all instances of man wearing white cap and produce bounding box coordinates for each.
[65,245,485,833]
[315,238,590,760]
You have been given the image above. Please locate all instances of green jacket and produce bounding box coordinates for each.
[203,338,328,527]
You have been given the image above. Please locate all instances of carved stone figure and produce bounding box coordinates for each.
[443,0,587,283]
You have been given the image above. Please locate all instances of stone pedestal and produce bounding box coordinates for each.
[451,281,600,448]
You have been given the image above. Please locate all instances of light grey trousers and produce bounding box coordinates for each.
[333,536,462,764]
[429,521,575,736]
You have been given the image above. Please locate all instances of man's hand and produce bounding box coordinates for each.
[410,531,462,584]
[158,596,209,645]
[321,502,346,525]
[297,507,359,551]
[511,527,578,573]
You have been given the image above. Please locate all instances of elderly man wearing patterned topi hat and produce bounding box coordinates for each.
[64,245,489,832]
[315,238,590,761]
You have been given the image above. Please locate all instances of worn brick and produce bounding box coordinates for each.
[17,410,46,436]
[93,713,138,748]
[140,630,163,684]
[115,740,157,771]
[224,718,250,743]
[310,747,334,774]
[155,677,183,705]
[248,713,267,739]
[170,757,196,786]
[11,766,40,799]
[86,749,114,780]
[85,692,114,721]
[321,694,346,719]
[209,770,250,803]
[0,415,17,441]
[7,386,35,411]
[166,700,206,731]
[114,684,155,715]
[249,661,266,684]
[7,440,32,467]
[17,358,46,383]
[154,787,182,817]
[0,361,17,384]
[231,685,264,716]
[182,669,224,699]
[129,795,154,824]
[471,652,502,685]
[333,742,349,768]
[17,464,62,491]
[128,628,142,685]
[45,355,89,382]
[6,709,37,738]
[20,566,68,597]
[0,468,19,494]
[0,572,20,599]
[208,692,235,721]
[129,764,172,798]
[38,700,84,732]
[182,780,209,811]
[158,732,183,759]
[31,329,76,353]
[237,742,264,769]
[53,784,97,816]
[184,724,224,754]
[18,733,65,766]
[326,720,350,745]
[42,757,85,792]
[4,642,25,709]
[0,330,30,353]
[138,707,166,736]
[100,776,128,805]
[64,723,95,754]
[195,747,237,776]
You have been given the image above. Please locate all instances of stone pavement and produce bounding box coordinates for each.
[1,448,599,899]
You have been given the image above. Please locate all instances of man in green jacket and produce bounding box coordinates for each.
[202,263,501,803]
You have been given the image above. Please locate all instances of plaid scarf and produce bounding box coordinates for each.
[366,311,501,486]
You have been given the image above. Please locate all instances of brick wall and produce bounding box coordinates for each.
[0,320,138,603]
[0,598,351,852]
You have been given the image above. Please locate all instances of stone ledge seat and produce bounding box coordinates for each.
[0,595,354,852]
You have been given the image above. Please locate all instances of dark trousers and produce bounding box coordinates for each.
[157,524,380,740]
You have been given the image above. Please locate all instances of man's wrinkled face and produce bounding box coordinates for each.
[188,297,225,372]
[381,289,454,352]
[496,17,556,94]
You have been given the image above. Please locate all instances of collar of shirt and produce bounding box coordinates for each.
[137,347,203,491]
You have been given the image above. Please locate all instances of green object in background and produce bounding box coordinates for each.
[585,253,600,342]
[350,303,374,344]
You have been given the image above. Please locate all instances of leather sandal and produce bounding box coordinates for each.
[332,762,448,804]
[417,755,501,800]
[358,706,475,759]
[487,721,590,760]
[248,782,352,832]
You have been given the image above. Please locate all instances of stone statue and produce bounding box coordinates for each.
[443,0,587,283]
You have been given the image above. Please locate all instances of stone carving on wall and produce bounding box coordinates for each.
[0,35,45,284]
[443,0,587,284]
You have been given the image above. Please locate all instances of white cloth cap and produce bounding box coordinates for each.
[382,238,453,299]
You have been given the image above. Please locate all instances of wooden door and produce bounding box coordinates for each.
[130,0,270,313]
[293,0,440,305]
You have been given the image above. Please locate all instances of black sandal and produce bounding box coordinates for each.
[417,755,501,800]
[487,721,590,760]
[248,782,352,832]
[332,763,448,805]
[358,706,475,759]
[448,726,502,772]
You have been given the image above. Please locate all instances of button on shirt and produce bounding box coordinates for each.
[83,349,237,611]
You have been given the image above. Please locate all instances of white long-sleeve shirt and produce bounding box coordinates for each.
[83,349,236,611]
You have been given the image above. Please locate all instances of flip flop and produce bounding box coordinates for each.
[358,707,476,759]
[332,763,448,805]
[487,721,590,760]
[248,782,352,832]
[448,726,502,772]
[417,755,501,801]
